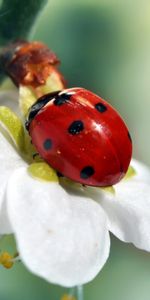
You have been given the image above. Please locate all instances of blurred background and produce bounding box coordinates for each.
[1,0,150,299]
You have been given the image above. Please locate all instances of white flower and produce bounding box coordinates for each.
[0,90,150,288]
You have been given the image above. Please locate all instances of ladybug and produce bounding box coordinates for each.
[26,88,132,187]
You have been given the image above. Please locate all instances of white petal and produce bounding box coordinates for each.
[0,90,20,115]
[0,194,12,234]
[87,181,150,251]
[7,167,110,287]
[0,132,26,233]
[130,158,150,183]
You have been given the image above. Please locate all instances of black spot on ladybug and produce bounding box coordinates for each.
[80,166,95,179]
[26,91,60,130]
[128,131,132,142]
[43,139,53,150]
[54,93,72,106]
[95,102,107,113]
[68,120,84,135]
[120,164,124,173]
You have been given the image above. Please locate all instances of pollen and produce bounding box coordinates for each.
[0,252,14,269]
[61,294,76,300]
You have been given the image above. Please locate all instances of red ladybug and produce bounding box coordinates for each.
[26,88,132,187]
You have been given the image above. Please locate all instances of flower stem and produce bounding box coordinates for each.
[76,286,84,300]
[61,286,84,300]
[68,287,76,298]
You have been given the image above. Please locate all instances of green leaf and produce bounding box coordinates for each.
[0,0,47,45]
[0,78,16,91]
[0,106,24,151]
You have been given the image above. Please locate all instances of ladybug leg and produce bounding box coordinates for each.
[32,153,40,160]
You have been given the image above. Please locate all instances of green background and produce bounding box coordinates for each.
[1,0,150,299]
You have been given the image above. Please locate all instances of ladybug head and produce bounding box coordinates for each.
[25,91,60,131]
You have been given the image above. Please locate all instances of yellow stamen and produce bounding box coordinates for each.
[123,165,136,181]
[0,252,13,269]
[28,162,58,182]
[19,85,37,117]
[99,185,115,195]
[61,294,76,300]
